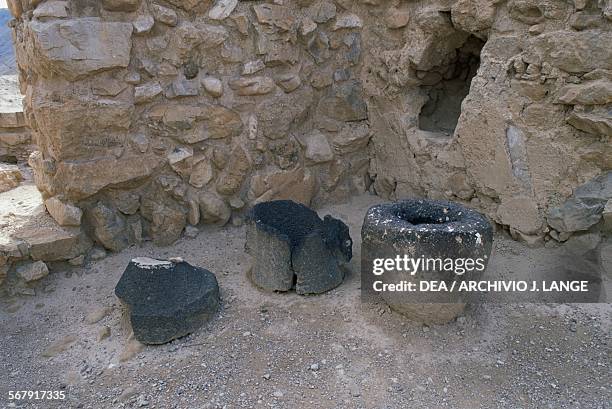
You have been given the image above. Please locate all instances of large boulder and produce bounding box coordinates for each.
[115,258,220,345]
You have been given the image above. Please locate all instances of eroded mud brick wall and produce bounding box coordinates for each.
[6,0,611,249]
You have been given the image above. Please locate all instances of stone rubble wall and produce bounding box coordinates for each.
[0,111,33,162]
[5,0,611,252]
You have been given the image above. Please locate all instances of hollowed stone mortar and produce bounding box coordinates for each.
[245,200,352,295]
[361,199,493,324]
[115,258,220,344]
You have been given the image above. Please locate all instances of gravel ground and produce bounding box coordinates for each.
[1,194,610,409]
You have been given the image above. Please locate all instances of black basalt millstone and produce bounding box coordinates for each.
[115,258,220,345]
[245,200,352,295]
[361,199,493,324]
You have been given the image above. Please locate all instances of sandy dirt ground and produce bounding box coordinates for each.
[1,194,610,409]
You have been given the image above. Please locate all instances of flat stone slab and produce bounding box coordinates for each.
[361,199,493,324]
[0,183,91,261]
[115,258,220,345]
[245,200,352,295]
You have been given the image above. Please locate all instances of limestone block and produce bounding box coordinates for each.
[556,80,612,105]
[14,226,92,261]
[45,197,82,226]
[253,4,295,31]
[17,261,49,282]
[53,155,162,201]
[28,19,133,80]
[250,168,316,206]
[297,130,333,163]
[33,1,68,19]
[229,77,276,96]
[531,31,612,73]
[333,14,363,30]
[216,145,251,196]
[567,107,612,137]
[209,0,238,21]
[151,4,177,26]
[199,192,231,225]
[317,80,368,122]
[102,0,141,12]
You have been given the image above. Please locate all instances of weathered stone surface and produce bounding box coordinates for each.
[202,77,223,97]
[531,31,612,74]
[256,87,313,139]
[275,73,301,93]
[307,1,336,23]
[385,7,410,29]
[496,196,542,235]
[189,159,214,188]
[133,15,154,35]
[297,130,333,163]
[333,14,363,30]
[209,0,238,21]
[547,171,612,233]
[567,107,612,137]
[199,192,231,225]
[102,0,140,12]
[556,80,612,105]
[168,146,194,176]
[362,200,493,324]
[0,164,22,193]
[165,0,200,11]
[229,76,276,96]
[603,200,612,232]
[548,199,604,233]
[33,1,68,20]
[250,168,316,206]
[135,82,162,104]
[216,145,250,196]
[14,224,92,261]
[245,200,352,294]
[53,155,161,201]
[451,0,495,35]
[28,19,133,80]
[149,202,186,246]
[332,123,371,154]
[88,202,131,252]
[318,80,368,122]
[45,197,82,226]
[115,258,220,344]
[17,260,49,282]
[253,4,295,31]
[151,4,177,26]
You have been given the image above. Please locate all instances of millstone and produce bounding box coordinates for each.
[361,199,493,324]
[245,200,352,295]
[115,257,220,344]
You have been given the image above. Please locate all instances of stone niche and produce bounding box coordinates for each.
[418,35,484,135]
[5,0,611,252]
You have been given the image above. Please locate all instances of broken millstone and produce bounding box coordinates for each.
[115,258,220,344]
[245,200,352,295]
[361,199,493,324]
